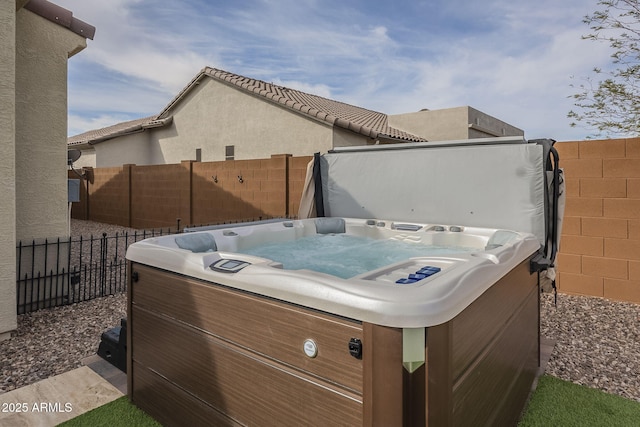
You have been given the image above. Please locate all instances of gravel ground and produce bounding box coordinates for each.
[1,220,640,404]
[541,292,640,402]
[1,220,137,395]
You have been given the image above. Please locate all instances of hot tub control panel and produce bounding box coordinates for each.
[356,260,451,285]
[395,266,441,284]
[210,259,251,273]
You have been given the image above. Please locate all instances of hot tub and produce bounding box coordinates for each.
[126,216,542,426]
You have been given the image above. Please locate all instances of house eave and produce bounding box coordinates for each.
[23,0,95,40]
[68,116,173,146]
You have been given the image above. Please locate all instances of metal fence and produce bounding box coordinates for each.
[15,217,288,314]
[15,228,175,314]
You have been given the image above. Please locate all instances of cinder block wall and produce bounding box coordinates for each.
[85,166,131,227]
[72,155,313,230]
[555,137,640,303]
[191,155,300,225]
[287,155,313,216]
[131,163,190,230]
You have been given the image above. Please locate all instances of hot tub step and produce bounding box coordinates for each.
[97,318,127,373]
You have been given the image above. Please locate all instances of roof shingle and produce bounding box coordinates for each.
[193,68,425,142]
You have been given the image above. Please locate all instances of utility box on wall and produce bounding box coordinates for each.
[68,179,80,203]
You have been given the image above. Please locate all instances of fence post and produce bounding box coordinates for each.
[100,232,108,296]
[123,164,134,228]
[271,154,292,217]
[79,167,91,221]
[181,160,195,227]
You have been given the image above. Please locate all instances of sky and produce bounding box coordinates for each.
[55,0,614,142]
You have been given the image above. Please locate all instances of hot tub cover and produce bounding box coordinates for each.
[324,142,544,242]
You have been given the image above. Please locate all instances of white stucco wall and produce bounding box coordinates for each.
[15,9,87,240]
[0,0,17,340]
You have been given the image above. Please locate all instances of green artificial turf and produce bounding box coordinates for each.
[58,375,640,427]
[519,375,640,427]
[57,396,160,427]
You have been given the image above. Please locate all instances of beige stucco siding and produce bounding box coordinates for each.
[389,107,470,141]
[156,78,337,163]
[389,106,523,141]
[467,106,524,138]
[90,77,348,167]
[93,131,157,167]
[332,127,375,147]
[15,10,87,240]
[72,146,96,169]
[0,0,17,340]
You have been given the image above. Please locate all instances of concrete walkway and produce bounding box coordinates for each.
[0,356,125,427]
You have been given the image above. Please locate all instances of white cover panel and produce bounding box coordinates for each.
[321,143,546,244]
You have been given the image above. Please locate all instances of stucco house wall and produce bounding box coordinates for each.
[92,78,373,167]
[388,106,524,141]
[332,126,375,148]
[15,9,87,241]
[93,131,155,167]
[73,146,96,169]
[160,78,337,161]
[0,1,93,340]
[467,107,523,139]
[0,0,17,341]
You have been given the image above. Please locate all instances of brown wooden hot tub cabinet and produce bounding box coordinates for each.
[127,257,539,426]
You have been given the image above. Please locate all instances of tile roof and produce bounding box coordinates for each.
[67,116,170,146]
[160,67,427,143]
[69,67,427,145]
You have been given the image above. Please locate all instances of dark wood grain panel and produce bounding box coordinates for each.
[426,257,539,427]
[131,362,242,427]
[403,361,426,426]
[127,262,133,398]
[128,255,540,427]
[130,263,363,392]
[452,286,539,426]
[426,321,454,427]
[362,323,403,426]
[451,258,538,382]
[132,305,363,426]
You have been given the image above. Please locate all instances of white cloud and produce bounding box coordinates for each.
[59,0,212,93]
[343,0,614,140]
[67,113,140,137]
[56,0,613,140]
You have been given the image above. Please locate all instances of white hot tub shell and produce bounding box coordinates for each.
[126,216,540,328]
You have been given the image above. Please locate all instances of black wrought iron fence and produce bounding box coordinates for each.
[15,217,288,314]
[16,228,175,314]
